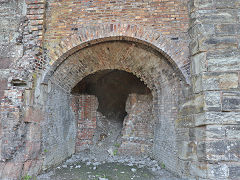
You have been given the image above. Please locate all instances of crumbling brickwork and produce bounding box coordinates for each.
[120,93,154,156]
[0,0,240,179]
[72,95,97,153]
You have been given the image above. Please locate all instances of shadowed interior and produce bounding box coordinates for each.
[71,69,151,122]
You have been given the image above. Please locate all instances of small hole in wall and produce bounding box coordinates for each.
[11,79,27,87]
[171,37,179,41]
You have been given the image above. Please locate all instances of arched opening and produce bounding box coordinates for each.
[40,40,190,177]
[72,69,151,122]
[71,69,153,156]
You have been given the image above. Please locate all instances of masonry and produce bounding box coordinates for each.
[0,0,240,179]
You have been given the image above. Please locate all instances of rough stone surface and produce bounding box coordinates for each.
[0,0,239,179]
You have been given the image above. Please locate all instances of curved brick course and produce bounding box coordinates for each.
[44,23,190,85]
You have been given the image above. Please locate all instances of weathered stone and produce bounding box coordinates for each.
[189,161,207,178]
[226,125,240,139]
[199,36,238,51]
[207,55,240,72]
[0,78,7,98]
[206,140,240,161]
[202,72,238,90]
[194,10,238,24]
[204,91,221,111]
[179,94,204,115]
[189,24,215,39]
[229,164,240,179]
[214,0,240,9]
[191,52,207,75]
[215,24,240,36]
[195,112,240,126]
[222,92,240,111]
[0,57,12,69]
[206,125,225,140]
[24,107,44,123]
[207,163,229,179]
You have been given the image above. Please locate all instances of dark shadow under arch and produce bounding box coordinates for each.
[71,69,152,122]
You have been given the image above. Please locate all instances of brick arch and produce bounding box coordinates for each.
[47,40,186,94]
[43,23,190,85]
[40,40,190,177]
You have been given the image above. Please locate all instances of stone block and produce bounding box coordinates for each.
[189,127,206,141]
[228,164,240,179]
[189,39,199,55]
[207,55,240,72]
[206,140,240,161]
[179,94,204,116]
[189,161,207,178]
[189,24,215,39]
[196,141,206,160]
[191,52,207,75]
[24,89,34,106]
[215,24,240,36]
[206,125,225,140]
[202,72,238,90]
[195,112,240,126]
[192,74,203,93]
[0,78,7,90]
[204,91,221,111]
[176,115,195,128]
[178,141,197,160]
[214,0,240,9]
[222,92,240,111]
[206,140,227,161]
[226,125,240,139]
[191,0,214,9]
[207,49,240,60]
[208,163,229,179]
[0,78,7,98]
[199,36,238,51]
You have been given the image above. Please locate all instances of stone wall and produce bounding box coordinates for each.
[189,0,240,179]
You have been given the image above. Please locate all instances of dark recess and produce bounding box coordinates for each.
[71,69,151,122]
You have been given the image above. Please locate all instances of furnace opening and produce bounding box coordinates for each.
[72,69,151,123]
[71,69,154,156]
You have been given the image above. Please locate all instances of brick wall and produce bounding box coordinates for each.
[120,93,154,156]
[45,0,189,38]
[72,95,97,153]
[43,0,191,84]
